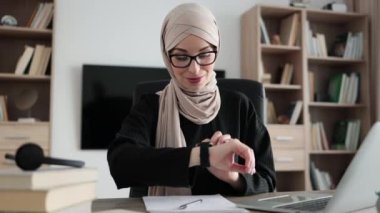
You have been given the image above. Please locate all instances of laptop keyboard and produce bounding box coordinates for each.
[277,196,331,212]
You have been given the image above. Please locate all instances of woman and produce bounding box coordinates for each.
[107,3,276,197]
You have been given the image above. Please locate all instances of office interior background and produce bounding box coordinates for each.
[5,0,372,198]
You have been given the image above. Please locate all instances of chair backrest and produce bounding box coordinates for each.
[130,79,265,197]
[133,78,265,122]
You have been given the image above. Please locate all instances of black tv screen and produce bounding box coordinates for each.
[81,64,225,149]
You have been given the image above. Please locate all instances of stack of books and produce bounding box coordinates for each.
[0,167,97,212]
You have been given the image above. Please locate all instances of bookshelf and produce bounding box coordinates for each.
[0,0,53,168]
[241,5,370,191]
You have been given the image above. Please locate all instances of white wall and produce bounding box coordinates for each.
[53,0,338,198]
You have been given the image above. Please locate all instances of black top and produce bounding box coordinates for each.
[107,89,276,197]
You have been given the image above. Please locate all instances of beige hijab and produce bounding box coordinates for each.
[148,3,221,196]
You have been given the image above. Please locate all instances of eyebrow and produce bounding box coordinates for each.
[171,46,213,53]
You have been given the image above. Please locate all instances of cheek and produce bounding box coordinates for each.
[204,65,214,78]
[171,66,185,80]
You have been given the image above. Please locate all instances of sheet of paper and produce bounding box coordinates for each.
[143,194,248,212]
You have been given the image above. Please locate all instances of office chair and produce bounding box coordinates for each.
[130,78,265,197]
[133,79,264,122]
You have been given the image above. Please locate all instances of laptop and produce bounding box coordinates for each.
[236,122,380,213]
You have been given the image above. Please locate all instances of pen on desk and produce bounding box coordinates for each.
[178,198,203,209]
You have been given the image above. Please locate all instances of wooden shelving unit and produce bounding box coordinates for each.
[241,5,370,191]
[0,0,53,168]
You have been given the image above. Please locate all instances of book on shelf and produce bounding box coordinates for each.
[27,45,52,76]
[319,122,330,150]
[258,58,271,83]
[343,32,363,59]
[279,13,299,46]
[316,33,328,57]
[331,119,361,150]
[28,44,45,75]
[259,16,270,44]
[308,71,315,101]
[311,122,322,150]
[344,120,361,151]
[311,122,330,150]
[38,46,52,75]
[29,2,54,29]
[289,100,303,125]
[310,161,333,190]
[328,72,359,104]
[14,45,35,75]
[0,182,96,213]
[265,98,277,124]
[0,96,9,121]
[0,167,98,190]
[280,63,294,85]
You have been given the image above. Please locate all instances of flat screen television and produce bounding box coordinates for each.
[81,64,225,149]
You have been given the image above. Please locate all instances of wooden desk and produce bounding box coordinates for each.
[90,191,323,213]
[89,191,375,213]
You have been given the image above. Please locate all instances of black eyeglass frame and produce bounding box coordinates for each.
[168,51,218,68]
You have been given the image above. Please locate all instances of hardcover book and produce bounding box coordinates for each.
[0,182,96,212]
[0,167,98,190]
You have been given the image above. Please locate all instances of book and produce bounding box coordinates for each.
[30,3,54,29]
[289,100,303,125]
[265,98,277,124]
[279,13,299,46]
[0,167,98,190]
[37,46,52,75]
[14,45,35,75]
[28,44,45,76]
[280,63,294,84]
[37,3,54,29]
[332,120,348,150]
[30,3,45,28]
[0,96,8,121]
[259,17,270,44]
[308,71,315,101]
[319,122,330,150]
[0,182,96,212]
[328,73,343,102]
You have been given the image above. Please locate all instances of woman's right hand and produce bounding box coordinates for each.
[209,136,256,175]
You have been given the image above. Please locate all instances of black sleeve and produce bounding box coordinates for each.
[237,97,276,195]
[107,95,193,189]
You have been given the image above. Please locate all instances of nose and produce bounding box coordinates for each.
[187,59,200,74]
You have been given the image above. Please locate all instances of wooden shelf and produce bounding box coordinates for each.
[308,102,365,108]
[308,56,365,65]
[0,121,50,125]
[262,44,301,54]
[0,73,50,81]
[307,9,366,23]
[264,84,302,90]
[0,26,52,38]
[309,150,356,155]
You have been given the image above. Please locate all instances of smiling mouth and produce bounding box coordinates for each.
[187,77,203,84]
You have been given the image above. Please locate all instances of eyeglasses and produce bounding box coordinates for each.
[169,51,217,68]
